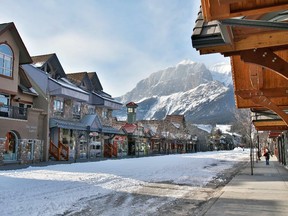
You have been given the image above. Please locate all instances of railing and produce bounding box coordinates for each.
[49,141,59,160]
[0,105,27,120]
[104,143,113,157]
[59,141,69,161]
[72,112,81,119]
[49,140,69,161]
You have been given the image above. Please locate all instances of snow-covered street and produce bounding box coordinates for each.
[0,148,249,216]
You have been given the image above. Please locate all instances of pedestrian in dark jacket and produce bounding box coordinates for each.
[263,149,270,165]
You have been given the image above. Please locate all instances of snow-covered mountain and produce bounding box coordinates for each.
[209,62,232,86]
[119,60,213,103]
[114,60,236,124]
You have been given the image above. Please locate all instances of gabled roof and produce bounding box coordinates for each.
[81,114,102,132]
[0,22,32,64]
[126,102,138,108]
[66,72,93,91]
[67,71,103,92]
[67,71,122,108]
[165,115,185,124]
[121,123,137,134]
[31,53,54,68]
[32,53,66,79]
[87,72,103,91]
[67,72,86,83]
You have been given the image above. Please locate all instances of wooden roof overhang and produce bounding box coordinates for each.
[192,1,288,132]
[200,0,288,22]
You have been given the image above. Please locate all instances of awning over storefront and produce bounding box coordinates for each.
[102,126,124,135]
[50,114,124,135]
[49,118,87,130]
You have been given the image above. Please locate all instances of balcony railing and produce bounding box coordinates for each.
[0,105,27,120]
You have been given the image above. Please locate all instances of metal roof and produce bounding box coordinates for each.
[49,118,87,130]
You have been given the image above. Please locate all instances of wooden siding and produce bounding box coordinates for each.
[232,49,288,108]
[201,0,288,21]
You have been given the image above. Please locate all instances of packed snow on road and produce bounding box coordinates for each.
[0,148,249,216]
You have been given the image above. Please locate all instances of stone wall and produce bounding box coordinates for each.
[0,138,44,165]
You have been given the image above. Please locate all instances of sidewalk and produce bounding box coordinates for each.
[204,156,288,216]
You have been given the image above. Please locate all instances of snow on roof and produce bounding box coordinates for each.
[171,122,181,129]
[56,78,89,94]
[32,61,45,67]
[216,124,232,134]
[193,124,213,133]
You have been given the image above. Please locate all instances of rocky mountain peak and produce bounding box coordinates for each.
[119,61,213,103]
[114,60,235,124]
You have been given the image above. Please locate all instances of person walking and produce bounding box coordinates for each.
[263,148,270,165]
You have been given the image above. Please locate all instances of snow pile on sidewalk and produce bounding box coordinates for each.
[0,148,249,216]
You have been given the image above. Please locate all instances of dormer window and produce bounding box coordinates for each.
[0,44,13,77]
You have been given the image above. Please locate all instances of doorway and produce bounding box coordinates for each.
[4,131,19,161]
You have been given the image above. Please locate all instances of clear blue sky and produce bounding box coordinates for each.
[1,0,228,97]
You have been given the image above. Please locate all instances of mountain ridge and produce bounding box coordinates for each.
[114,60,235,124]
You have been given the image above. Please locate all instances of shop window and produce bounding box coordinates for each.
[0,44,13,77]
[79,134,87,159]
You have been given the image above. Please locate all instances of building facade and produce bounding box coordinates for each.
[0,23,46,165]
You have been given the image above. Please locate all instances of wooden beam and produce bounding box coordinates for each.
[241,48,288,80]
[199,31,288,54]
[236,88,288,99]
[218,0,245,4]
[251,95,288,126]
[253,120,288,131]
[223,45,288,57]
[253,120,286,127]
[249,64,264,89]
[254,125,288,131]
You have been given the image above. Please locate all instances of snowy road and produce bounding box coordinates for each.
[0,149,249,216]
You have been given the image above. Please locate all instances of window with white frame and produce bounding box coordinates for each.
[0,94,9,116]
[19,103,32,116]
[73,101,81,119]
[102,109,108,119]
[53,99,63,114]
[88,105,95,114]
[128,107,134,113]
[0,44,13,77]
